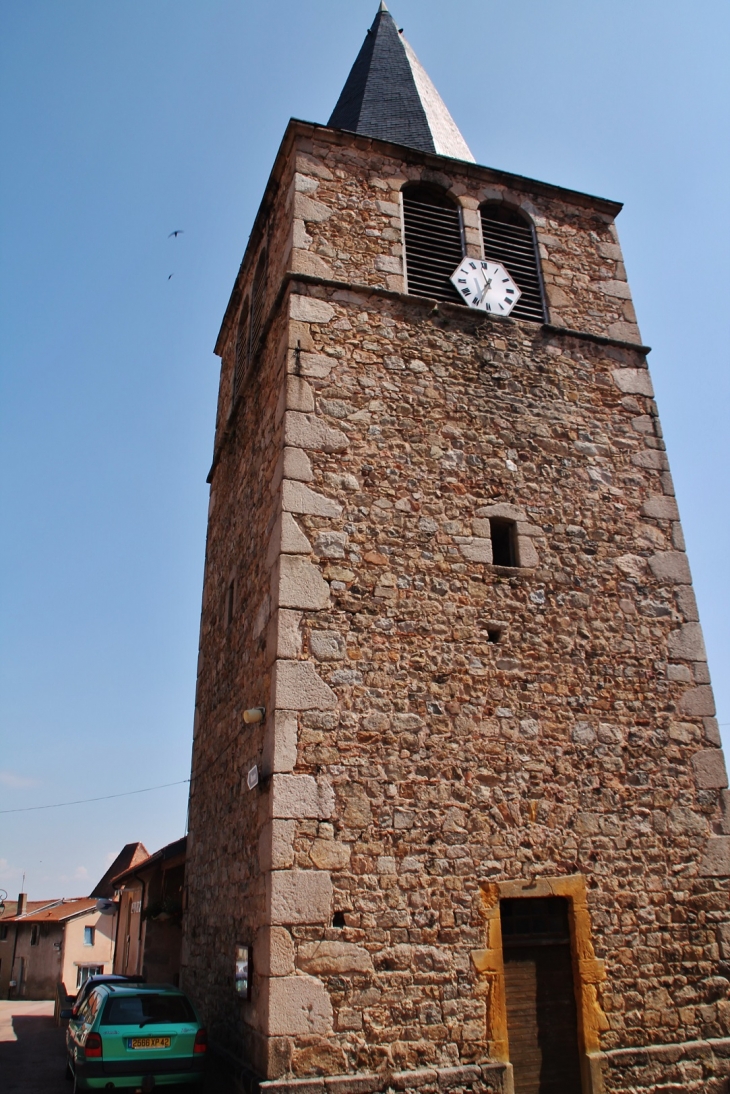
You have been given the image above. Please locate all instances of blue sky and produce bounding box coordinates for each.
[1,0,728,898]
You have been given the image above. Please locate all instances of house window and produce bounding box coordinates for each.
[402,186,464,304]
[500,897,582,1093]
[490,519,517,567]
[232,297,250,405]
[480,204,545,322]
[0,925,7,941]
[76,965,103,989]
[30,925,39,946]
[84,926,95,947]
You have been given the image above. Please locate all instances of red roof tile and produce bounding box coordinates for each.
[0,900,50,921]
[6,898,99,924]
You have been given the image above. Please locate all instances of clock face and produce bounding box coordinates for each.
[450,257,522,315]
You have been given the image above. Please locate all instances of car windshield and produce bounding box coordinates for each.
[101,993,195,1026]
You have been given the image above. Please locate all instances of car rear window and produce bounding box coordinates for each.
[101,993,195,1026]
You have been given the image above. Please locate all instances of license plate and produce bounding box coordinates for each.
[129,1036,171,1049]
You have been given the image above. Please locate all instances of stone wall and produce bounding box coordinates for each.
[277,124,640,344]
[184,297,290,1071]
[599,1037,730,1092]
[184,122,730,1091]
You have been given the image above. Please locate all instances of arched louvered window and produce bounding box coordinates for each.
[232,297,250,405]
[249,249,267,363]
[480,205,545,322]
[402,186,464,304]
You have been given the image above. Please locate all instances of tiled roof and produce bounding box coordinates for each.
[5,898,98,924]
[0,900,50,921]
[91,841,149,898]
[111,835,186,888]
[328,3,474,162]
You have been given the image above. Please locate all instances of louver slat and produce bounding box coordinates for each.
[481,207,545,322]
[403,192,464,304]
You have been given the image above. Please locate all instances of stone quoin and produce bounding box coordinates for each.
[182,5,730,1093]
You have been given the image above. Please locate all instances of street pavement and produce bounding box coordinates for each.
[0,1001,68,1093]
[0,1000,234,1092]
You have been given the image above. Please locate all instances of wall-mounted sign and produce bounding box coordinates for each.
[235,944,252,999]
[247,765,259,790]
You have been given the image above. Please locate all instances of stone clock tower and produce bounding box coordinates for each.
[183,6,730,1093]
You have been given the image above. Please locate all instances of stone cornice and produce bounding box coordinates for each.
[207,272,651,484]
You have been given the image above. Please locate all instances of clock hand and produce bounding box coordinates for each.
[476,267,492,305]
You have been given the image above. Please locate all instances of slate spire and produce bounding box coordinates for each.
[328,5,474,162]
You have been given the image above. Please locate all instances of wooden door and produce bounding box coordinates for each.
[501,898,583,1094]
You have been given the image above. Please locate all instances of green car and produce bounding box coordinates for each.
[62,982,207,1091]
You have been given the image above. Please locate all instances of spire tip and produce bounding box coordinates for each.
[379,1,389,11]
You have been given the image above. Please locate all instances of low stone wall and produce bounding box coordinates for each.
[597,1037,730,1093]
[212,1041,730,1094]
[260,1064,513,1094]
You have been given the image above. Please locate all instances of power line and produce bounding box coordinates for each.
[3,715,251,821]
[5,718,728,818]
[0,779,190,815]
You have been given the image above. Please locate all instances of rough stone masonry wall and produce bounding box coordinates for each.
[255,278,730,1091]
[187,124,730,1093]
[184,298,292,1069]
[283,126,641,345]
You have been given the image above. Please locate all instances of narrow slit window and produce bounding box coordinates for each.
[402,186,464,304]
[233,298,250,405]
[249,250,267,366]
[30,925,39,946]
[490,519,517,567]
[225,581,235,629]
[480,205,545,323]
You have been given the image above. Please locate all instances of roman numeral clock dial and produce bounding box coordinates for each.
[450,258,521,315]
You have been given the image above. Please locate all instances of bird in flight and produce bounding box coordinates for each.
[168,274,174,280]
[168,230,184,238]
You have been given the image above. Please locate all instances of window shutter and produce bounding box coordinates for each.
[233,298,250,404]
[249,251,267,363]
[480,206,545,322]
[403,188,464,304]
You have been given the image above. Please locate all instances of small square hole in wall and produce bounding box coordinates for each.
[332,911,347,928]
[487,627,502,644]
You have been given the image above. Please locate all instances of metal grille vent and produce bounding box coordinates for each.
[481,206,545,323]
[249,250,267,363]
[233,298,250,405]
[403,188,464,304]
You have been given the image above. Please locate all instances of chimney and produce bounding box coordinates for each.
[17,893,28,915]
